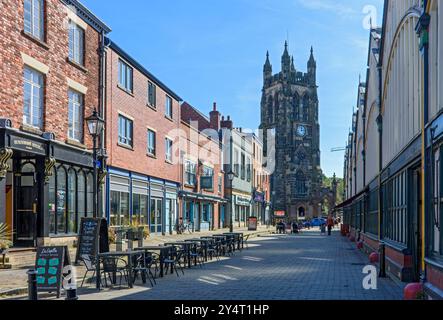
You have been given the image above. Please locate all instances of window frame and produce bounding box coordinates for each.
[165,137,173,162]
[118,115,133,148]
[68,20,85,66]
[148,81,157,108]
[165,95,173,119]
[185,160,197,186]
[118,59,133,93]
[68,89,84,142]
[23,66,44,129]
[24,0,45,41]
[147,129,156,156]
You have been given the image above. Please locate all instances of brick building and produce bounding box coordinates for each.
[104,39,182,235]
[179,102,225,231]
[0,0,110,247]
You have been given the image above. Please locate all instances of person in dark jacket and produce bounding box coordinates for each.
[292,221,299,234]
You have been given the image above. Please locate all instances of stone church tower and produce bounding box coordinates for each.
[260,42,323,220]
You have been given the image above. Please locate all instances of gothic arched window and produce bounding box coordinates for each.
[295,170,308,196]
[267,96,273,123]
[303,95,310,122]
[274,93,279,122]
[293,95,300,120]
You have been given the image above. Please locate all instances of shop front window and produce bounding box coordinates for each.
[77,171,86,231]
[133,193,148,225]
[57,167,67,234]
[67,170,77,234]
[150,198,163,233]
[110,190,130,226]
[49,168,56,234]
[86,173,93,217]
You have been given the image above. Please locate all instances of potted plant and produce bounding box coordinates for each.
[0,223,12,255]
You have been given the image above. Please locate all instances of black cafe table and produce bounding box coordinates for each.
[223,232,244,250]
[164,242,198,268]
[185,238,211,262]
[97,250,145,289]
[135,245,174,278]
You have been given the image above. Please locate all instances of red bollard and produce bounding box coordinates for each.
[404,283,424,300]
[357,241,363,249]
[369,252,379,263]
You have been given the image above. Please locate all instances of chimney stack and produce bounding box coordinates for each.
[209,101,221,131]
[221,115,233,129]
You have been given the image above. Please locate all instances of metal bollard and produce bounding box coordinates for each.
[65,287,78,301]
[27,270,38,300]
[378,242,386,278]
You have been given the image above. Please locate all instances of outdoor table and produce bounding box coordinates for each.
[135,245,174,278]
[217,234,236,252]
[164,242,198,268]
[185,238,211,261]
[223,232,244,250]
[97,250,145,290]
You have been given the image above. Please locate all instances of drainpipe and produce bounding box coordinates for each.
[416,4,431,281]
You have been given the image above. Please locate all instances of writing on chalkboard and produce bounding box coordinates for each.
[75,218,109,264]
[35,246,70,298]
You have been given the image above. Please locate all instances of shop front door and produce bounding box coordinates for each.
[14,162,39,247]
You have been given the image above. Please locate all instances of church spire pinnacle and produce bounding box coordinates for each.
[281,41,291,74]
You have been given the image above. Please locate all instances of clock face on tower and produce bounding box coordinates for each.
[297,125,307,137]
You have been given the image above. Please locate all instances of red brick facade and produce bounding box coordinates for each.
[0,0,103,148]
[105,45,181,183]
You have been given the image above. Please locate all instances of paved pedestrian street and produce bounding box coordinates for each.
[78,230,404,300]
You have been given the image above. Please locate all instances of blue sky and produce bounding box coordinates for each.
[81,0,384,178]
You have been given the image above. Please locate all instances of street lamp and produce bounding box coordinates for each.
[85,108,105,218]
[227,169,237,232]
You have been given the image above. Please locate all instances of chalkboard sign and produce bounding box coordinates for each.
[35,246,70,298]
[75,218,109,264]
[247,217,258,231]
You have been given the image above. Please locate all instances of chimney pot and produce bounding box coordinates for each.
[213,102,217,111]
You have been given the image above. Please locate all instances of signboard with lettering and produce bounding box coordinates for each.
[274,210,286,217]
[10,136,46,155]
[75,218,109,264]
[247,217,258,231]
[253,192,265,203]
[35,246,70,298]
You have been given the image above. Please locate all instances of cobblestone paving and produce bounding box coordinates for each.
[79,229,405,300]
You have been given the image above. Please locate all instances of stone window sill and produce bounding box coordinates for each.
[66,58,88,73]
[147,153,157,159]
[165,159,173,165]
[20,124,43,136]
[117,85,134,97]
[147,104,157,111]
[117,142,134,151]
[65,138,86,149]
[21,31,49,50]
[165,115,174,122]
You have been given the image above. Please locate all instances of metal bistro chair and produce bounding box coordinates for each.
[164,245,186,277]
[80,254,98,288]
[206,239,220,261]
[189,243,205,268]
[132,252,157,287]
[101,256,130,288]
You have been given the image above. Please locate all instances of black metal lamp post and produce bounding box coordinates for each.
[85,109,105,218]
[227,169,236,232]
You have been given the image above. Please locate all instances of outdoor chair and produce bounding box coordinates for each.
[189,244,205,268]
[243,234,250,250]
[101,256,130,288]
[206,240,220,261]
[79,254,97,288]
[164,246,185,277]
[132,252,156,287]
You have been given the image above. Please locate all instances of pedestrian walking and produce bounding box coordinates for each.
[327,214,334,236]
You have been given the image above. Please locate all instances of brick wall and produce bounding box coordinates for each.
[105,48,181,183]
[0,0,101,148]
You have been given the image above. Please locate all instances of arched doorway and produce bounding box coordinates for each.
[298,207,306,219]
[14,161,38,247]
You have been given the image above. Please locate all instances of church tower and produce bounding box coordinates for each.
[260,43,322,220]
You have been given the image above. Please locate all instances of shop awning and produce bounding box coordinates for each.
[334,187,368,210]
[178,190,228,203]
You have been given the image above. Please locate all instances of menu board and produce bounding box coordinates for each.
[75,218,109,264]
[35,246,70,298]
[248,217,258,231]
